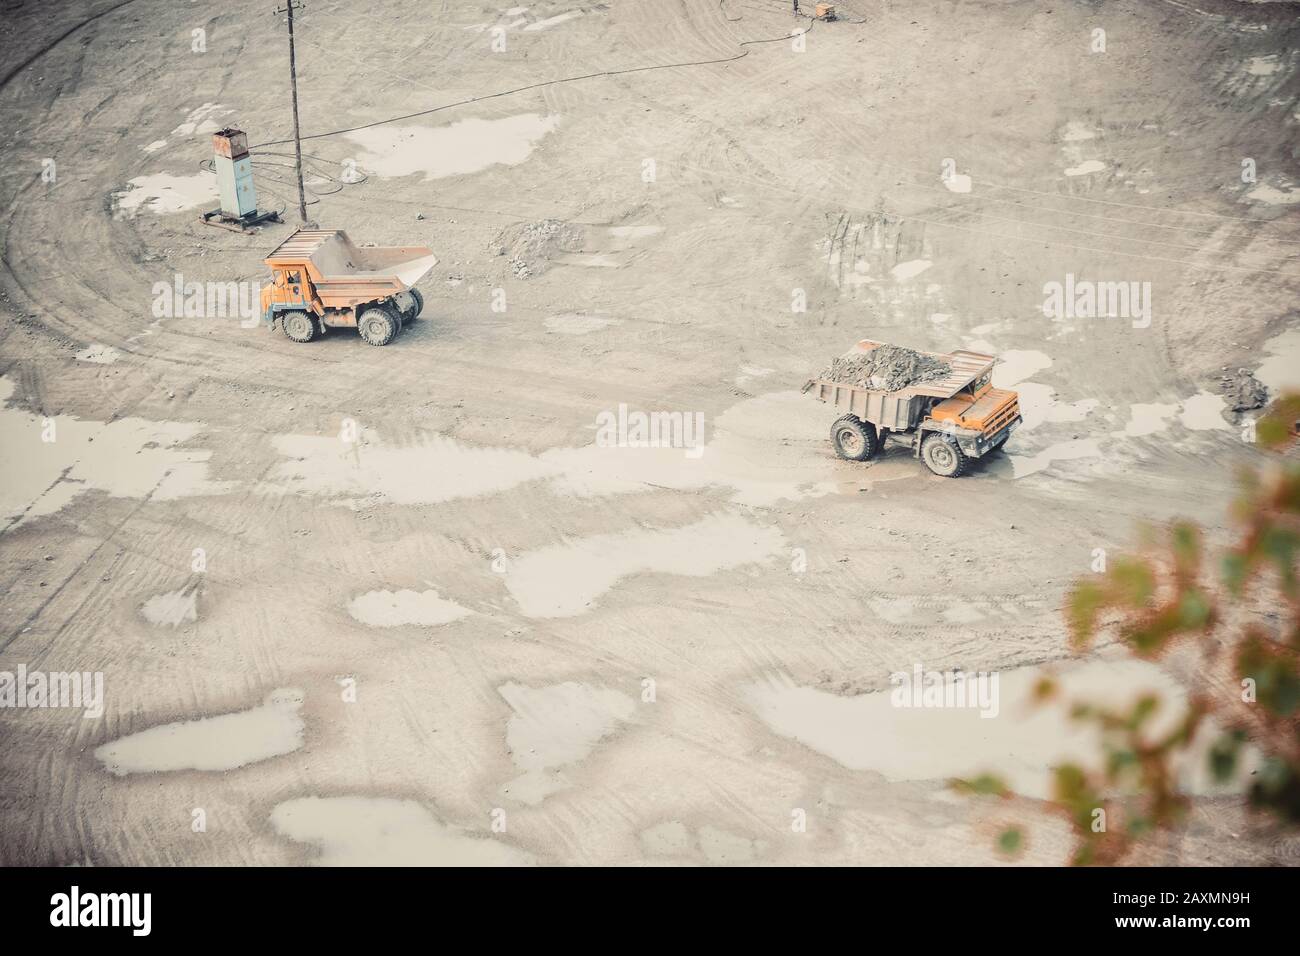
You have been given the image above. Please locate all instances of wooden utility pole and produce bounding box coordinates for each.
[275,1,309,225]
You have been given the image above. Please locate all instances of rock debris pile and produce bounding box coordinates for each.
[808,344,952,392]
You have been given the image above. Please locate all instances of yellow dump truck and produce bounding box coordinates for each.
[805,340,1022,477]
[260,229,437,346]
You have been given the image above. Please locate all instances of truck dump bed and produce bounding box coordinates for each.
[806,339,997,431]
[264,229,437,310]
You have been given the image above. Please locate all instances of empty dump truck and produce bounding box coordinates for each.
[805,340,1022,477]
[260,229,437,346]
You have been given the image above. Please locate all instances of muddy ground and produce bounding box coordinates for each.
[1,0,1298,866]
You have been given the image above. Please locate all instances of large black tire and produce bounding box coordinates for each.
[408,288,423,319]
[391,291,418,324]
[921,433,969,477]
[830,415,877,461]
[280,309,316,343]
[358,307,398,347]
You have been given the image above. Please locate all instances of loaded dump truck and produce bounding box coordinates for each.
[260,229,437,346]
[805,340,1022,477]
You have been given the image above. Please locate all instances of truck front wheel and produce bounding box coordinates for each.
[921,434,968,477]
[280,310,316,343]
[831,415,877,462]
[358,307,398,346]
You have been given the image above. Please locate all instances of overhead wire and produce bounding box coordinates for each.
[249,15,819,148]
[246,3,1296,271]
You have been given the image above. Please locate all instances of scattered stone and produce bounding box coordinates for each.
[489,218,584,279]
[1216,367,1268,412]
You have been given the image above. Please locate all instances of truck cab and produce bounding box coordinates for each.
[926,370,1022,456]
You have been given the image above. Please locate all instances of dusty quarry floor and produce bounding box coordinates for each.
[1,0,1299,866]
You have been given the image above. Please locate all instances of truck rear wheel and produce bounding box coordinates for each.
[392,290,419,323]
[358,307,398,346]
[831,415,877,461]
[408,288,423,320]
[921,434,968,477]
[280,310,316,343]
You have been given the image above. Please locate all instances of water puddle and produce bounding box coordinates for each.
[95,688,304,775]
[982,350,1105,476]
[1111,393,1234,442]
[346,588,472,627]
[271,796,532,865]
[1244,184,1300,206]
[543,390,844,506]
[502,512,785,618]
[113,172,215,217]
[498,681,635,804]
[1179,391,1230,431]
[1014,384,1098,432]
[346,114,559,180]
[1119,402,1179,437]
[0,377,230,530]
[1008,437,1103,478]
[992,349,1052,388]
[1064,160,1107,177]
[1245,55,1280,77]
[262,429,558,506]
[141,586,198,628]
[75,344,120,364]
[1058,121,1106,180]
[890,259,932,282]
[1255,328,1300,394]
[171,102,229,137]
[524,10,582,31]
[266,391,844,510]
[745,659,1243,799]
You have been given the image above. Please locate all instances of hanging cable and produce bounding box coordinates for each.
[249,18,819,149]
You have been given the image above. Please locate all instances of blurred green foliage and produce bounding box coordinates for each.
[956,393,1300,864]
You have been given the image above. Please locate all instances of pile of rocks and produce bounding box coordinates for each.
[489,218,584,279]
[811,344,952,392]
[1216,367,1268,412]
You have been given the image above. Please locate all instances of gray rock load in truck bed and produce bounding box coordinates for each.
[809,343,953,393]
